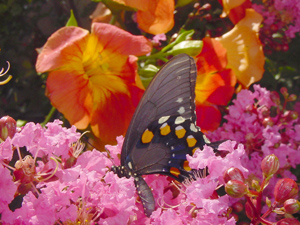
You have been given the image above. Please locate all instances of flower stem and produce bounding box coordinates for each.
[41,106,56,127]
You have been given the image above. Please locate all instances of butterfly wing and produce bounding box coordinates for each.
[121,54,198,165]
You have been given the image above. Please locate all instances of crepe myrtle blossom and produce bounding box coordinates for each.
[0,118,246,224]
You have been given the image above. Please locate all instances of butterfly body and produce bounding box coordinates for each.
[112,54,209,217]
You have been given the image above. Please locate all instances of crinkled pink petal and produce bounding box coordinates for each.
[76,149,111,174]
[0,138,13,161]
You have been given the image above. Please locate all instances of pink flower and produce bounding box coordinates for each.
[105,135,124,166]
[0,166,17,214]
[185,177,218,208]
[187,141,248,182]
[75,149,112,175]
[151,208,182,225]
[0,137,13,161]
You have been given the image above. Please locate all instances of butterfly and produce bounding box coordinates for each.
[111,53,210,217]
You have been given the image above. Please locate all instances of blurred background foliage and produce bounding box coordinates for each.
[0,0,300,123]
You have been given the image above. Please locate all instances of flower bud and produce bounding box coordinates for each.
[0,115,17,141]
[225,180,248,198]
[262,117,274,127]
[261,154,279,180]
[270,91,280,105]
[288,111,298,121]
[232,201,244,213]
[288,94,297,102]
[224,167,245,183]
[280,87,288,99]
[201,3,211,11]
[274,178,299,205]
[277,218,300,225]
[245,200,256,220]
[284,199,300,214]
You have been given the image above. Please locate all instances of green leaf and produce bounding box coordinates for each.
[161,29,195,52]
[176,0,197,8]
[66,10,78,27]
[100,0,136,13]
[167,40,203,56]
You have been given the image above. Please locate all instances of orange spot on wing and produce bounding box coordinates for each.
[141,129,154,143]
[183,161,191,171]
[160,123,171,136]
[170,167,180,177]
[175,126,186,139]
[186,135,197,147]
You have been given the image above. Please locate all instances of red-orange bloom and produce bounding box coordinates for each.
[36,23,152,144]
[195,38,236,131]
[112,0,175,35]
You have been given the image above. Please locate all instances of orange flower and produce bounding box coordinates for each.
[112,0,174,35]
[216,9,264,87]
[195,38,236,132]
[220,0,252,24]
[36,23,152,144]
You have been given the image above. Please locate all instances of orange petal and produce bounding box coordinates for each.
[216,9,264,87]
[90,86,143,143]
[110,0,174,34]
[91,23,152,56]
[227,0,252,24]
[36,27,89,73]
[196,103,222,132]
[196,68,236,105]
[46,70,92,129]
[196,37,228,74]
[221,0,246,17]
[136,0,174,35]
[89,57,144,143]
[195,37,236,105]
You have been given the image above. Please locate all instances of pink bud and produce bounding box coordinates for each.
[270,91,280,105]
[274,178,298,204]
[245,200,256,220]
[224,167,245,183]
[288,94,297,102]
[0,115,17,141]
[280,87,288,99]
[232,201,244,213]
[262,117,274,127]
[225,180,248,198]
[284,199,300,214]
[261,154,279,179]
[288,111,298,121]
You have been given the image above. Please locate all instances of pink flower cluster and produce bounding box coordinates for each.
[1,85,298,224]
[207,85,300,203]
[0,119,245,224]
[253,0,300,39]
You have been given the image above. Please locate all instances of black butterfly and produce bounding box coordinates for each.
[112,54,210,217]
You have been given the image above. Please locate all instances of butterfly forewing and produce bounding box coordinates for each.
[121,54,197,165]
